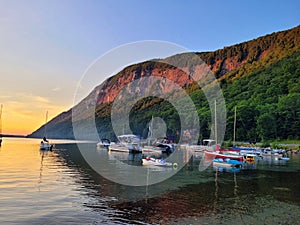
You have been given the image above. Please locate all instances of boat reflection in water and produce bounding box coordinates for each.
[50,143,300,224]
[57,143,193,201]
[213,166,241,173]
[1,139,300,225]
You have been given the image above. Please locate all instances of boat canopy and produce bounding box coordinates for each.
[203,139,216,146]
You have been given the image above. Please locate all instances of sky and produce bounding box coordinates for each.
[0,0,299,135]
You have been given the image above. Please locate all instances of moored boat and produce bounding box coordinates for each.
[40,142,53,150]
[109,135,142,153]
[97,138,110,148]
[245,154,256,162]
[212,158,244,168]
[277,156,290,161]
[205,151,244,162]
[142,157,177,168]
[39,111,52,150]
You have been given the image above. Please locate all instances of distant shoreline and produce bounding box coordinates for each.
[0,134,26,138]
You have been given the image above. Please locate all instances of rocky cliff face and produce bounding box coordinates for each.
[28,25,300,140]
[91,25,300,106]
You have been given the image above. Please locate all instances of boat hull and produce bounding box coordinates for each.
[213,161,238,168]
[212,158,243,168]
[205,151,244,162]
[142,158,174,167]
[109,144,142,153]
[40,143,53,150]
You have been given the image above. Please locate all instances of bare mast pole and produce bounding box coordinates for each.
[215,99,217,146]
[44,111,48,138]
[233,106,237,146]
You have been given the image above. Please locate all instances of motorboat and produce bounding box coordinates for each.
[205,150,244,162]
[39,111,52,150]
[245,154,256,162]
[40,141,53,150]
[97,138,110,149]
[142,157,177,168]
[212,158,244,168]
[109,134,142,153]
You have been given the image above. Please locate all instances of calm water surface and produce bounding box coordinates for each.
[0,138,300,225]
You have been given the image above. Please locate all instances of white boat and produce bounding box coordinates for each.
[40,111,53,150]
[202,139,216,147]
[145,118,175,154]
[275,156,290,161]
[142,157,177,168]
[109,134,142,153]
[40,142,53,150]
[97,138,110,148]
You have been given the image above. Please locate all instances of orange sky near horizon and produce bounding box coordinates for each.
[0,96,69,136]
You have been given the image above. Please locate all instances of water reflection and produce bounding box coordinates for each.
[54,143,300,222]
[213,166,241,173]
[1,139,300,224]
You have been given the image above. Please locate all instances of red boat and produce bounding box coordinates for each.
[216,144,241,154]
[205,150,244,162]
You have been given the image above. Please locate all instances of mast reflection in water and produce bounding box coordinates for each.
[0,138,300,224]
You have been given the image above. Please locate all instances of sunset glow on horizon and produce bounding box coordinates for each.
[1,96,68,136]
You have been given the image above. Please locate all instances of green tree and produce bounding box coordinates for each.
[257,113,276,141]
[277,93,300,139]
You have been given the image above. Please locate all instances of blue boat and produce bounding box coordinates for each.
[213,158,244,168]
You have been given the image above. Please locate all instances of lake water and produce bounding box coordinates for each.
[1,138,300,225]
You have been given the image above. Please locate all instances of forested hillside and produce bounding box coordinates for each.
[28,25,300,143]
[126,50,300,143]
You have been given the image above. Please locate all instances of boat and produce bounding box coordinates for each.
[202,139,216,147]
[205,150,244,162]
[212,158,244,168]
[204,101,245,164]
[217,144,241,155]
[96,138,110,149]
[142,157,177,168]
[245,154,256,163]
[40,141,53,150]
[109,134,142,153]
[39,111,53,150]
[233,146,259,151]
[275,156,290,161]
[154,137,175,154]
[275,151,290,161]
[145,118,175,154]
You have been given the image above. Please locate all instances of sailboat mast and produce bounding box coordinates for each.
[233,106,237,145]
[44,111,48,138]
[214,99,217,145]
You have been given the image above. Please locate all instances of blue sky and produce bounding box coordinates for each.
[0,0,299,134]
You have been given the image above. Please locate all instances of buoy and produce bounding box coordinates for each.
[173,162,178,170]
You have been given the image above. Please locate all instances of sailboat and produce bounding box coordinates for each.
[205,101,245,166]
[145,116,174,154]
[40,111,53,150]
[0,104,2,146]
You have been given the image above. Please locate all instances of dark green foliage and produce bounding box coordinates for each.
[222,51,300,142]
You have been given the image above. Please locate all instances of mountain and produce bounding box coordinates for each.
[28,25,300,142]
